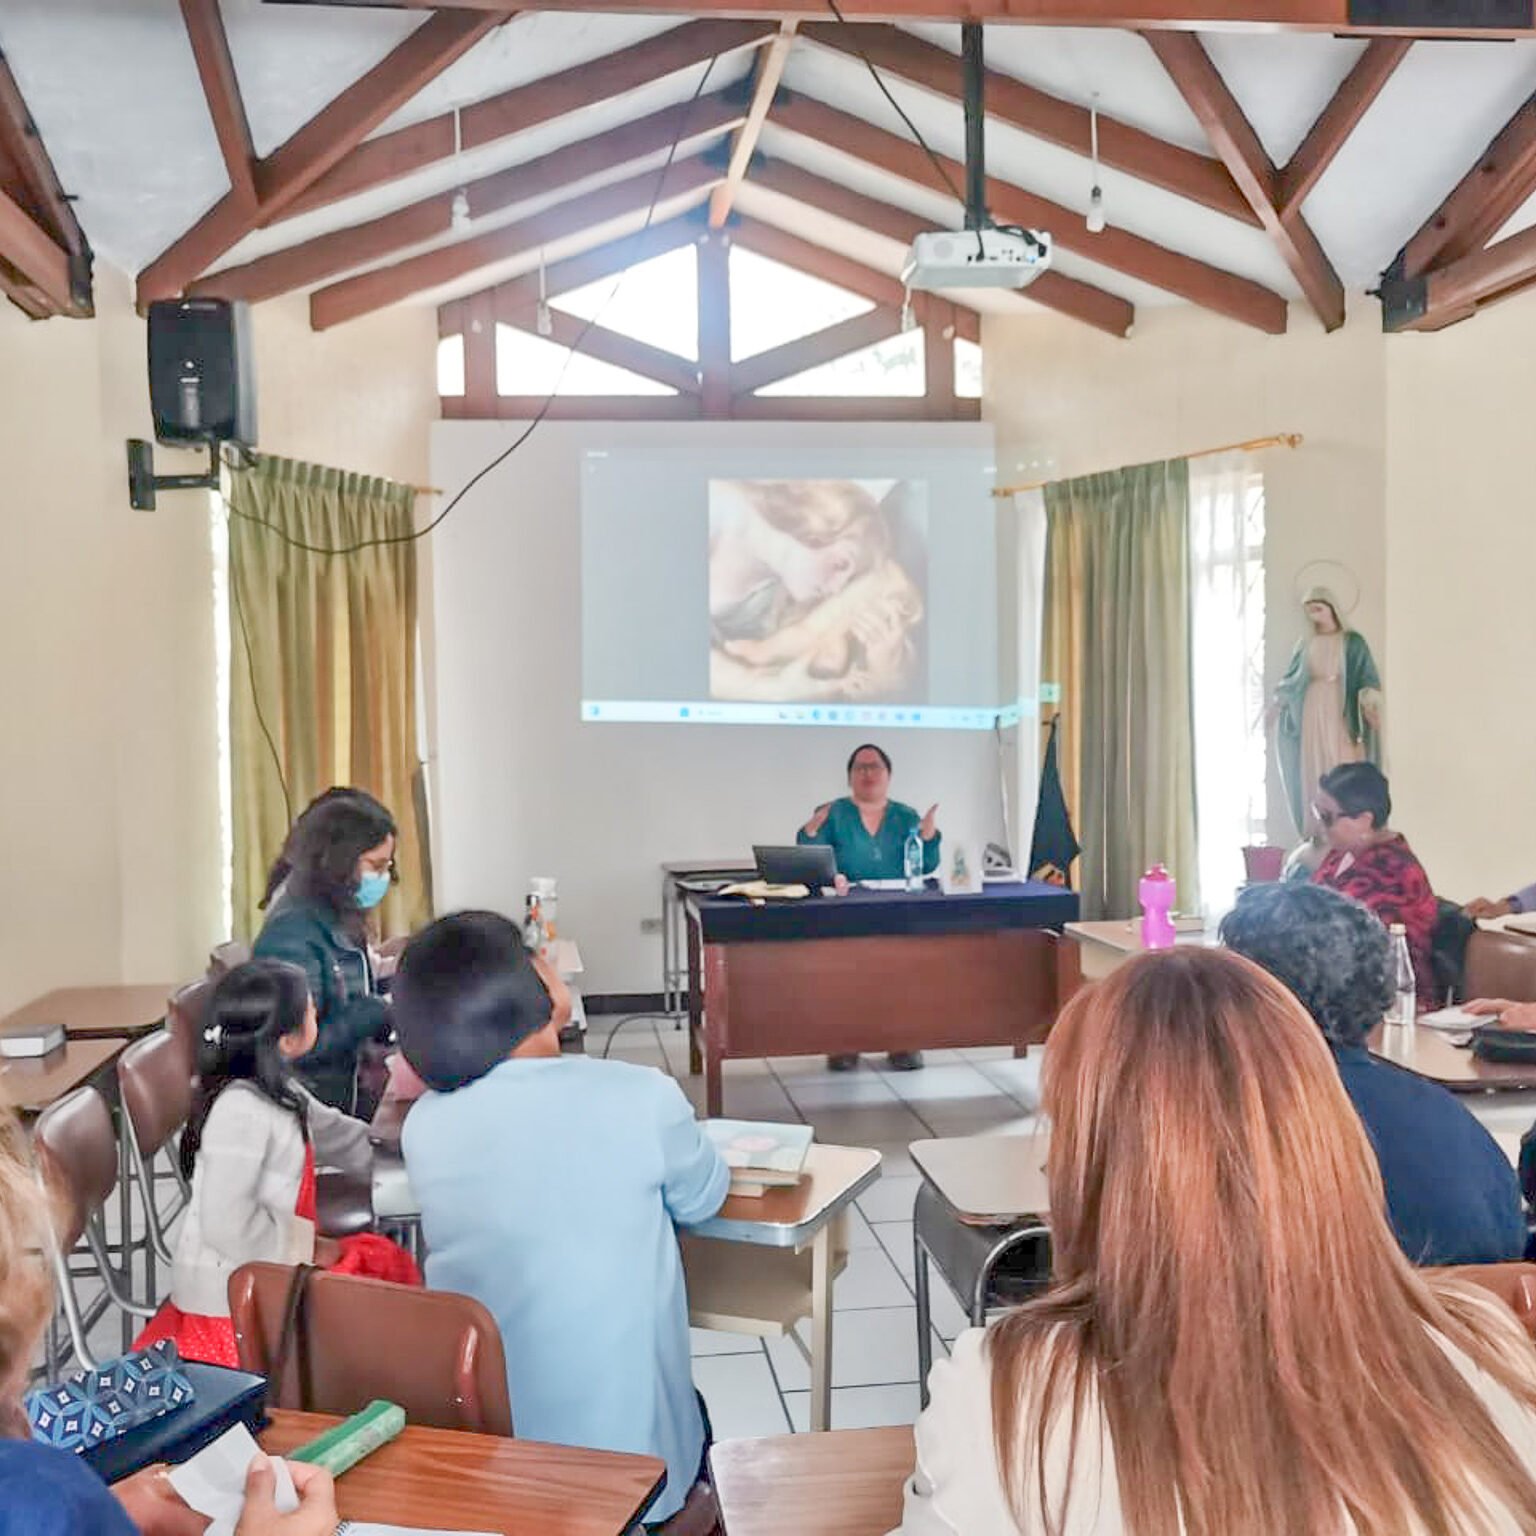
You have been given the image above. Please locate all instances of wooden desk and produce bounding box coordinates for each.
[687,884,1079,1117]
[0,984,171,1042]
[684,1145,881,1435]
[712,1426,911,1536]
[909,1133,1050,1226]
[1366,1023,1536,1093]
[261,1409,665,1534]
[0,1038,126,1115]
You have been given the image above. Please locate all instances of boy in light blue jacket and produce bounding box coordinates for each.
[392,911,730,1525]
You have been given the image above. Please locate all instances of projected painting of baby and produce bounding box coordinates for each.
[708,479,927,704]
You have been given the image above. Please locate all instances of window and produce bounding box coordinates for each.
[1189,456,1267,916]
[729,246,874,362]
[436,333,465,397]
[494,324,675,397]
[757,331,925,397]
[552,244,699,361]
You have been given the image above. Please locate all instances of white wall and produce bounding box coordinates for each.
[983,297,1388,851]
[428,420,1021,994]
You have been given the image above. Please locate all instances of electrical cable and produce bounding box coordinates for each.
[826,0,964,207]
[600,1012,678,1060]
[223,55,721,818]
[825,0,984,259]
[228,555,293,826]
[222,51,721,562]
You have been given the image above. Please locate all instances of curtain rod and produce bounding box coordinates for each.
[991,433,1303,499]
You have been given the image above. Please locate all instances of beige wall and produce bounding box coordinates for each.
[984,288,1536,905]
[984,296,1388,852]
[0,274,437,1014]
[1384,289,1536,905]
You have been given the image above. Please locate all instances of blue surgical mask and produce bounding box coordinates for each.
[355,871,390,910]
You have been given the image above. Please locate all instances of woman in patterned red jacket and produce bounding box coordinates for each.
[1312,761,1439,1004]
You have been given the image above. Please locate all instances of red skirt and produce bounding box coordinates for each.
[133,1236,421,1368]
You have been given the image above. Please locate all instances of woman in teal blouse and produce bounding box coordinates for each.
[797,743,940,1071]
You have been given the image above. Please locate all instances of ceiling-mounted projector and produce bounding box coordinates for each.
[903,228,1052,291]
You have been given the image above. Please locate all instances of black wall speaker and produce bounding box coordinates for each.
[147,297,256,447]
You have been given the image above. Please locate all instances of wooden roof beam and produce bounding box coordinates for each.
[0,46,91,313]
[1276,38,1409,219]
[283,19,775,222]
[311,156,719,329]
[1382,222,1536,332]
[193,95,743,303]
[0,181,73,312]
[1145,31,1342,330]
[178,0,259,208]
[748,156,1134,337]
[378,0,1536,39]
[771,94,1287,332]
[799,23,1254,226]
[1395,92,1536,281]
[504,304,703,393]
[137,9,507,304]
[710,21,797,228]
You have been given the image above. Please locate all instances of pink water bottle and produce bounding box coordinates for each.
[1139,864,1177,950]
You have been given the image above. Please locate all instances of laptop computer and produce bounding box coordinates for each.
[752,844,837,890]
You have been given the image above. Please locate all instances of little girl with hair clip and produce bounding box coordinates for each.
[136,959,419,1367]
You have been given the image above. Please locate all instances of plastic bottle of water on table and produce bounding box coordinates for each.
[1388,923,1416,1026]
[1139,864,1177,950]
[904,826,924,892]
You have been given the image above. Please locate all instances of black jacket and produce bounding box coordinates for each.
[253,898,390,1111]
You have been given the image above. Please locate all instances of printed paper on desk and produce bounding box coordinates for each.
[167,1423,297,1536]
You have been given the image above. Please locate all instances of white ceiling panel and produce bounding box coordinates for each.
[898,21,1215,154]
[221,59,753,268]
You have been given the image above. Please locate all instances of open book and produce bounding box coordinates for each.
[705,1119,814,1196]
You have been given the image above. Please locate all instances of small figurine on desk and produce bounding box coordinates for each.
[1139,865,1177,950]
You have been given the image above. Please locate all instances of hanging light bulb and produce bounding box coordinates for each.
[536,250,553,337]
[1086,95,1106,235]
[450,108,471,232]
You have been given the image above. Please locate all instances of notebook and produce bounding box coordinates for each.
[705,1119,814,1196]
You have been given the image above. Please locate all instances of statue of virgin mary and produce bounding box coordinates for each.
[1273,585,1382,840]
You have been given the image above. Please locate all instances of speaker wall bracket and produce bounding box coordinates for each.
[126,438,220,512]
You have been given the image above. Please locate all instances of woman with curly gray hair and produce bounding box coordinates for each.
[1220,882,1526,1266]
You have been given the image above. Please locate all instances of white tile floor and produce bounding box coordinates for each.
[631,1018,1046,1434]
[39,1026,1045,1439]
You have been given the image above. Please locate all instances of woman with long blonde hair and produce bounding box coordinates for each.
[894,948,1536,1536]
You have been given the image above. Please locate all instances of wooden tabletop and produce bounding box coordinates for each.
[691,1144,883,1248]
[261,1410,665,1535]
[0,984,172,1041]
[1064,920,1215,954]
[910,1133,1051,1225]
[1366,1022,1536,1092]
[712,1427,912,1536]
[0,1038,126,1115]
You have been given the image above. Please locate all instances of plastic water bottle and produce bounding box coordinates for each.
[1388,923,1416,1026]
[904,827,924,891]
[1138,864,1177,950]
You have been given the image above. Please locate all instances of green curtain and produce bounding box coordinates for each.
[227,455,431,941]
[1041,459,1199,920]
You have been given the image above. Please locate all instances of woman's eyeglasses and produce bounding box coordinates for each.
[1312,806,1338,828]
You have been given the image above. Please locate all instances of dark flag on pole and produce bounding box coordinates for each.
[1028,714,1080,888]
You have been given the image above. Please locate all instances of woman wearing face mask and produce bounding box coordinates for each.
[253,796,398,1112]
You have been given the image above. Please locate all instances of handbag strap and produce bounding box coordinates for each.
[269,1263,318,1412]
